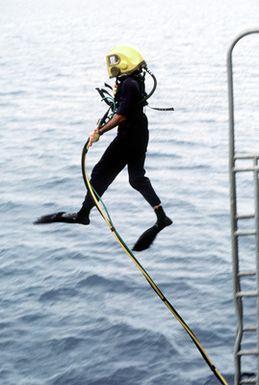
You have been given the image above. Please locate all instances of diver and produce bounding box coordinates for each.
[69,45,172,229]
[35,45,172,243]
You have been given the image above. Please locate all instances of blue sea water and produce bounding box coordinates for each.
[1,1,259,384]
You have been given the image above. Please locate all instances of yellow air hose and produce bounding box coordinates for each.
[81,138,229,385]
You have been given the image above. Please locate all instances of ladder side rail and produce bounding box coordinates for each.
[255,162,259,384]
[227,32,242,385]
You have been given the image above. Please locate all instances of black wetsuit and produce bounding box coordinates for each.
[81,74,161,213]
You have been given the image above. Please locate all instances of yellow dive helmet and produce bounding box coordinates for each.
[106,45,146,78]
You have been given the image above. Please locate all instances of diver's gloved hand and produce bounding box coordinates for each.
[89,128,100,146]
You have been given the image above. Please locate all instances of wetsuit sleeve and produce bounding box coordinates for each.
[116,78,140,117]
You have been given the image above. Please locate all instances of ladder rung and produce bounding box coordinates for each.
[238,271,256,277]
[238,349,259,356]
[236,291,258,298]
[243,325,257,332]
[234,229,256,236]
[237,214,255,220]
[240,378,257,384]
[233,166,259,172]
[238,271,257,277]
[235,153,259,160]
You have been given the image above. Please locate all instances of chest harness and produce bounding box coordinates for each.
[96,66,174,127]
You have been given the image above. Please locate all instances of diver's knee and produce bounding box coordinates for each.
[129,176,147,190]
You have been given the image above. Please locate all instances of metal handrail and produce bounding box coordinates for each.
[227,29,259,385]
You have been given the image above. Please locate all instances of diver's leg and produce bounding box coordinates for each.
[127,152,172,229]
[77,137,127,223]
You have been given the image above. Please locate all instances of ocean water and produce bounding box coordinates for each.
[1,1,259,384]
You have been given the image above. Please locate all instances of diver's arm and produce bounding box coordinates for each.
[98,113,126,135]
[89,114,126,146]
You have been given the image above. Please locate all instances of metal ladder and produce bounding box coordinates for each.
[228,29,259,385]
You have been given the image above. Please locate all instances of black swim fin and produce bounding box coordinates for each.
[133,217,173,252]
[133,225,159,251]
[34,211,89,225]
